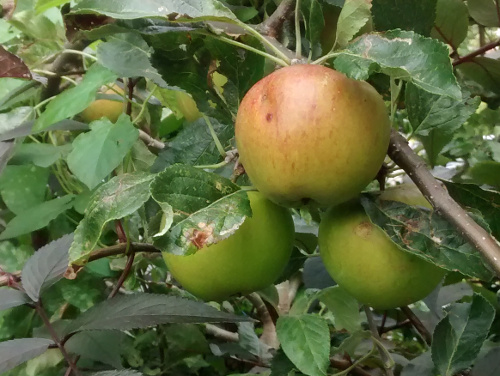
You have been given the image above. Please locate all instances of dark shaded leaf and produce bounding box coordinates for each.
[0,45,32,79]
[361,195,494,280]
[430,0,469,49]
[467,161,500,188]
[0,338,53,374]
[301,0,325,51]
[401,351,435,376]
[0,119,88,142]
[62,293,250,335]
[334,30,461,100]
[303,256,336,289]
[471,347,500,376]
[90,371,143,376]
[21,234,74,302]
[0,289,28,311]
[467,0,500,27]
[431,294,495,376]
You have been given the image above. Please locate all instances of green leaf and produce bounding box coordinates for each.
[0,195,75,240]
[431,294,495,376]
[467,161,500,188]
[301,0,325,51]
[10,143,71,168]
[154,190,251,255]
[65,330,127,369]
[21,234,73,302]
[471,347,500,376]
[0,107,34,140]
[0,242,32,273]
[97,32,167,87]
[457,57,500,100]
[34,64,118,132]
[360,195,494,281]
[334,30,461,100]
[0,289,28,312]
[318,286,361,332]
[152,117,233,172]
[67,115,139,189]
[442,181,500,240]
[276,314,330,376]
[238,322,268,359]
[430,0,469,49]
[62,293,250,335]
[90,371,143,376]
[467,0,500,27]
[150,164,240,214]
[71,0,237,21]
[0,164,49,215]
[334,0,371,49]
[0,338,54,374]
[69,172,154,265]
[35,0,70,14]
[372,0,437,36]
[401,351,435,376]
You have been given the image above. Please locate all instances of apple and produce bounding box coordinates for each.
[319,189,445,310]
[81,84,124,123]
[162,191,295,301]
[235,64,390,208]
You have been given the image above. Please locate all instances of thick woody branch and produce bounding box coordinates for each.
[255,0,295,38]
[139,129,165,149]
[388,129,500,277]
[246,292,279,349]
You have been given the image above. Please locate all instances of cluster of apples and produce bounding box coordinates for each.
[165,64,445,308]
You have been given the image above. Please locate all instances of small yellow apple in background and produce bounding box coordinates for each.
[81,84,125,123]
[319,186,445,310]
[163,191,295,301]
[175,91,201,122]
[235,64,390,208]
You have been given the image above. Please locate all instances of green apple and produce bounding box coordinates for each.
[319,191,445,310]
[162,191,295,301]
[81,84,124,123]
[235,64,390,208]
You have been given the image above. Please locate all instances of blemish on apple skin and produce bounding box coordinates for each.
[355,222,372,239]
[266,113,273,122]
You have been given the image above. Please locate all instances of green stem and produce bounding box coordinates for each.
[195,160,228,169]
[236,20,292,65]
[295,0,302,59]
[390,77,403,130]
[132,87,157,124]
[216,35,289,67]
[332,345,376,376]
[63,49,98,61]
[311,51,341,65]
[202,114,226,157]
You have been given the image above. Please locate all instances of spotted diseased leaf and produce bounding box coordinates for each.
[62,293,250,336]
[360,195,494,281]
[0,46,32,79]
[154,190,251,255]
[69,172,154,265]
[431,294,495,376]
[0,338,54,374]
[333,30,461,100]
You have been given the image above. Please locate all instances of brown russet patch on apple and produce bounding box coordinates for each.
[355,221,373,239]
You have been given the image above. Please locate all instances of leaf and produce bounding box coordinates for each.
[33,64,118,131]
[371,0,437,36]
[0,338,53,374]
[334,0,371,49]
[467,161,500,188]
[90,371,143,376]
[0,107,35,141]
[471,347,500,376]
[303,256,336,289]
[401,351,435,376]
[0,195,75,240]
[0,289,28,311]
[431,294,495,376]
[430,0,469,49]
[154,190,252,255]
[71,0,237,21]
[467,0,500,27]
[35,0,71,14]
[0,119,88,142]
[62,293,250,335]
[65,330,127,369]
[276,315,330,376]
[442,181,500,240]
[361,195,494,280]
[318,286,360,333]
[0,164,50,215]
[10,143,71,168]
[0,45,31,79]
[21,234,74,302]
[301,0,325,51]
[67,115,139,189]
[69,172,154,265]
[152,117,233,172]
[238,322,268,359]
[150,164,240,214]
[456,57,500,101]
[97,32,167,87]
[333,30,461,100]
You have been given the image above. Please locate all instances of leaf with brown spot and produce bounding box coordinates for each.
[0,46,31,79]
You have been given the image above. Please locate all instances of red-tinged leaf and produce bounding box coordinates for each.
[0,46,32,79]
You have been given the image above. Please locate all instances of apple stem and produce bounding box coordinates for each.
[62,49,98,62]
[364,306,395,376]
[389,78,403,128]
[294,0,302,59]
[202,114,227,158]
[132,87,157,124]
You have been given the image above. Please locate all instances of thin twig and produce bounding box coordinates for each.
[400,306,432,345]
[364,306,394,376]
[452,39,500,66]
[388,129,500,277]
[139,129,165,149]
[126,78,135,116]
[205,324,239,342]
[246,293,279,349]
[108,249,135,299]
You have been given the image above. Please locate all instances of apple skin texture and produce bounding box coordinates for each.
[235,64,390,207]
[81,86,124,123]
[163,191,295,302]
[319,199,445,310]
